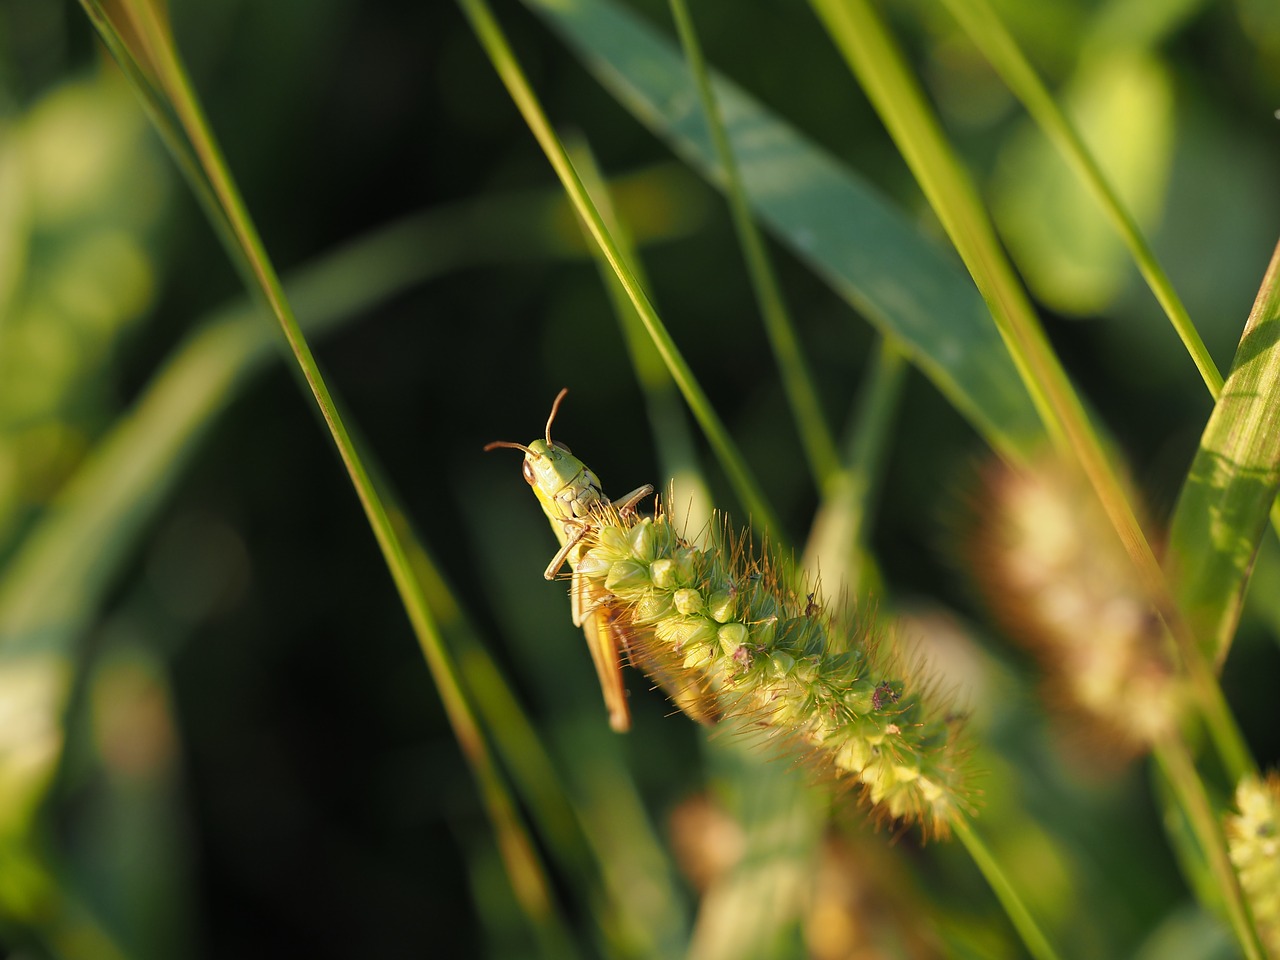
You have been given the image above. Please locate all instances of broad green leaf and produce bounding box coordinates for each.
[522,0,1043,462]
[1167,241,1280,666]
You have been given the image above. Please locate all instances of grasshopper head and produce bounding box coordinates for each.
[485,389,604,522]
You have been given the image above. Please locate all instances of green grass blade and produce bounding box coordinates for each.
[939,0,1222,397]
[808,2,1261,952]
[803,0,1187,670]
[521,0,1043,463]
[1167,240,1280,667]
[666,0,840,489]
[801,338,905,596]
[76,4,575,948]
[952,817,1063,960]
[0,205,554,934]
[568,139,715,532]
[458,0,784,541]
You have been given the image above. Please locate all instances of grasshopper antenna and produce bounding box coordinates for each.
[483,388,569,454]
[545,388,569,445]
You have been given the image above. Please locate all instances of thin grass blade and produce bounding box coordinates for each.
[666,0,840,489]
[939,0,1220,396]
[459,0,784,541]
[75,6,577,948]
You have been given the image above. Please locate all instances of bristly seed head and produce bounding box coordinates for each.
[968,455,1181,760]
[577,491,974,839]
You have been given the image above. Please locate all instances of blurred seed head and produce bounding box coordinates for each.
[668,793,945,960]
[969,457,1181,758]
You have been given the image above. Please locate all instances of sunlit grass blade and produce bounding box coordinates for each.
[567,143,829,951]
[666,0,839,490]
[806,2,1209,956]
[825,0,1266,797]
[938,0,1221,397]
[458,0,784,542]
[799,12,1248,791]
[567,138,714,533]
[804,0,1240,723]
[806,2,1263,954]
[951,817,1062,960]
[1167,240,1280,667]
[522,0,1043,464]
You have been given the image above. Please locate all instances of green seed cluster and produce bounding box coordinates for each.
[1226,773,1280,957]
[579,505,970,837]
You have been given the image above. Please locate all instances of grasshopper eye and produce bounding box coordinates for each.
[552,441,573,455]
[521,459,536,485]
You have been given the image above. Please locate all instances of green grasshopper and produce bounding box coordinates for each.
[485,389,655,731]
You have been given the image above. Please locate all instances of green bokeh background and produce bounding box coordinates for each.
[2,0,1279,957]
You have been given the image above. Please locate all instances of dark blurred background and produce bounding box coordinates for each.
[2,0,1279,957]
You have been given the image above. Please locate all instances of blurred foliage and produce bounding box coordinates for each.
[0,0,1278,958]
[0,69,166,554]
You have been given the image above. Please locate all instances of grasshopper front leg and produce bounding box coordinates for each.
[543,485,652,580]
[612,484,654,517]
[544,517,591,581]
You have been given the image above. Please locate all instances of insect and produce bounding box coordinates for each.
[487,388,707,731]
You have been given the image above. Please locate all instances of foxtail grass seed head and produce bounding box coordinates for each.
[491,393,972,837]
[1225,773,1280,957]
[582,500,973,838]
[969,458,1180,756]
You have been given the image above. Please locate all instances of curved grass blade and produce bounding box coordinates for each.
[521,0,1043,463]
